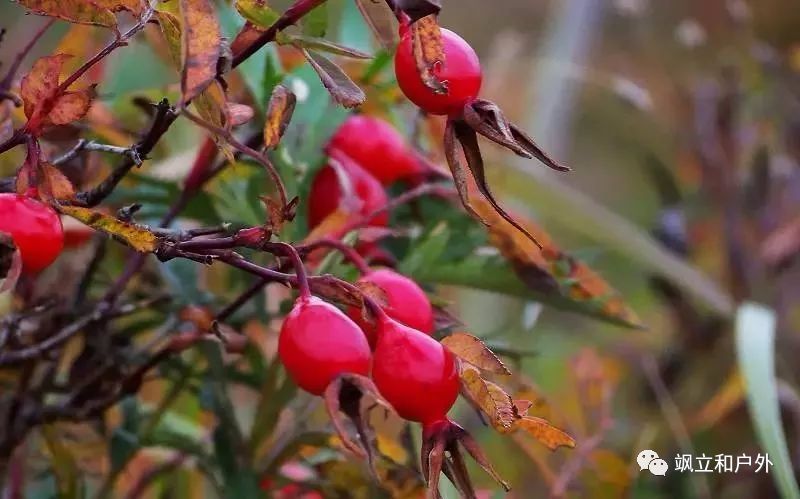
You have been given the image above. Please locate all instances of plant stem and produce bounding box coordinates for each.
[266,242,311,299]
[299,237,371,275]
[231,0,327,68]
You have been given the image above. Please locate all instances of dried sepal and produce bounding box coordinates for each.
[421,419,509,498]
[301,49,366,108]
[411,15,446,95]
[462,98,569,171]
[441,332,510,375]
[323,373,394,474]
[444,117,546,250]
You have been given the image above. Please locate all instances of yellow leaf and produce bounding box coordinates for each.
[58,206,157,252]
[442,332,510,374]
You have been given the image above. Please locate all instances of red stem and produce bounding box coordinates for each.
[266,242,311,299]
[300,237,371,275]
[231,0,327,68]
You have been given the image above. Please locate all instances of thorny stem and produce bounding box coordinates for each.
[299,237,371,275]
[0,19,55,92]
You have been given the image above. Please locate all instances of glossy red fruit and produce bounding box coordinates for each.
[347,269,434,347]
[394,28,483,116]
[307,153,389,229]
[327,115,421,185]
[372,316,459,425]
[0,193,64,273]
[278,295,372,396]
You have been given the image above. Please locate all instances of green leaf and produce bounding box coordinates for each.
[42,426,82,499]
[735,303,800,499]
[235,0,280,29]
[248,360,296,454]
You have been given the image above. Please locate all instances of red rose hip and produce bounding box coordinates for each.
[371,316,459,425]
[278,295,372,396]
[0,193,64,273]
[307,153,389,230]
[394,28,483,116]
[327,115,421,185]
[347,268,434,346]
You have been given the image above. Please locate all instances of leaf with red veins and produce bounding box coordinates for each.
[179,0,224,103]
[20,54,94,134]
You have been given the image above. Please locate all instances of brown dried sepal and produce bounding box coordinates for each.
[421,419,510,499]
[323,373,394,475]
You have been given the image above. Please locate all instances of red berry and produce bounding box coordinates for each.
[0,193,64,273]
[347,269,434,347]
[278,295,372,396]
[371,316,459,425]
[327,115,421,185]
[307,153,389,230]
[394,28,482,116]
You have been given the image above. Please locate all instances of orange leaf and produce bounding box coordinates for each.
[47,89,94,125]
[20,54,94,133]
[20,54,71,120]
[14,0,138,29]
[442,332,510,375]
[39,162,76,201]
[179,0,223,102]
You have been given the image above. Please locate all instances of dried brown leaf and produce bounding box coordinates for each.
[263,85,296,149]
[58,206,157,252]
[180,0,223,102]
[442,332,510,375]
[309,274,362,308]
[302,49,365,108]
[411,15,446,94]
[395,0,441,22]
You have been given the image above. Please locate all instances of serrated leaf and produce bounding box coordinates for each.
[288,35,371,59]
[58,206,158,252]
[20,54,94,133]
[353,0,398,50]
[180,0,223,102]
[442,332,510,375]
[301,49,365,108]
[263,84,296,149]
